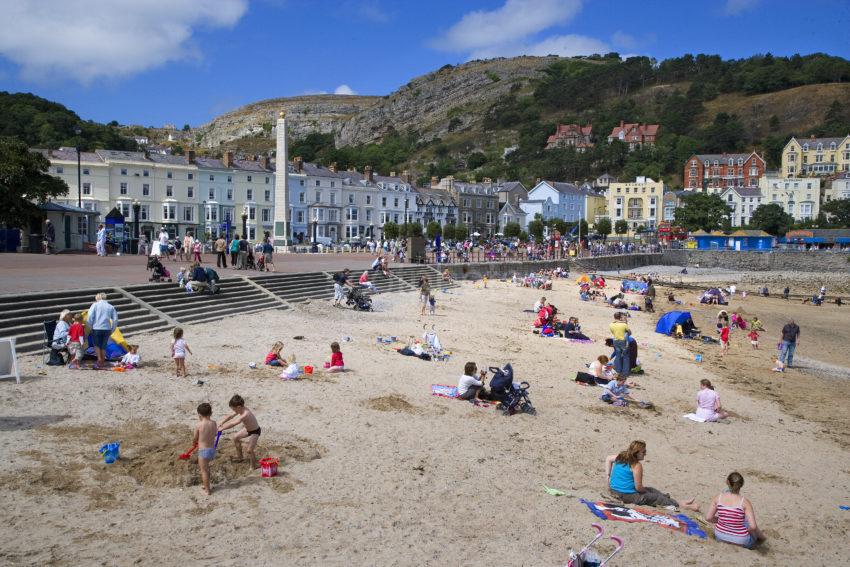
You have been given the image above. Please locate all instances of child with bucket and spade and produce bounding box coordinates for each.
[218,395,261,469]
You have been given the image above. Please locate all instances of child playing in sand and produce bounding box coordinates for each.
[119,345,140,369]
[601,375,636,405]
[720,323,730,356]
[194,402,217,495]
[482,275,488,289]
[171,327,192,377]
[428,294,436,316]
[748,329,760,350]
[327,341,345,373]
[218,394,261,469]
[67,313,85,369]
[264,341,286,366]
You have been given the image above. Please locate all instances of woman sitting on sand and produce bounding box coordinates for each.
[605,440,700,511]
[695,379,729,422]
[565,317,590,341]
[706,472,766,548]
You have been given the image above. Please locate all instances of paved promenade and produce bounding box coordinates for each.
[0,252,376,294]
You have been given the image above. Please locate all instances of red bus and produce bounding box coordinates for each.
[657,222,688,242]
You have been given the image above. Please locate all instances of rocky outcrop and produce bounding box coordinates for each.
[335,57,556,146]
[195,95,379,148]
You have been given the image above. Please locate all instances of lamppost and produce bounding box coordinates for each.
[74,126,82,208]
[132,199,140,254]
[241,205,248,241]
[202,200,207,244]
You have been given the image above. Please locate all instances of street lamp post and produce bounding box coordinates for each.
[132,199,140,254]
[241,205,248,241]
[74,126,82,208]
[202,200,207,245]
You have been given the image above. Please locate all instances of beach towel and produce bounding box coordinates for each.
[567,338,594,344]
[580,499,706,539]
[683,413,707,423]
[431,384,458,398]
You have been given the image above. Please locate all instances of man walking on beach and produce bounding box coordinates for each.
[610,312,631,377]
[774,319,800,372]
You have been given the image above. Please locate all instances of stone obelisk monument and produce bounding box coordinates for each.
[273,110,290,250]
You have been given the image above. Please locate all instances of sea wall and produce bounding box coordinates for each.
[572,253,665,272]
[660,250,850,273]
[443,260,571,280]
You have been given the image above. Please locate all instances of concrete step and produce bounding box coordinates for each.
[13,316,170,355]
[175,302,286,324]
[166,293,277,320]
[0,298,135,322]
[1,306,153,338]
[0,287,113,304]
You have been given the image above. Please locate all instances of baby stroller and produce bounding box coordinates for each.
[245,249,257,270]
[566,524,624,567]
[489,363,536,416]
[345,286,373,311]
[149,258,172,282]
[256,254,266,271]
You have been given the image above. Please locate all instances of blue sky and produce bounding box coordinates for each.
[1,0,848,128]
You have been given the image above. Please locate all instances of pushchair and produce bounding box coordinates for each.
[149,258,172,282]
[245,249,257,270]
[256,254,266,271]
[566,524,624,566]
[345,286,373,311]
[489,363,536,416]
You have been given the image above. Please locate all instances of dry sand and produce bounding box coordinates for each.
[1,275,849,566]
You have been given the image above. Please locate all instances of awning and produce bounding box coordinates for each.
[835,237,850,244]
[804,237,825,243]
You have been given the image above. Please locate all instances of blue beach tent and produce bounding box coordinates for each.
[655,311,693,335]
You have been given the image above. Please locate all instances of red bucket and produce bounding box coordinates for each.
[260,457,280,478]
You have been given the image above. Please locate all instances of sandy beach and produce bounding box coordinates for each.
[1,273,849,566]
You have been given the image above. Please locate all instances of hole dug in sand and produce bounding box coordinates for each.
[364,394,419,413]
[1,422,326,498]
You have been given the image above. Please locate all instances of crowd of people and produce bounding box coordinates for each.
[142,227,277,273]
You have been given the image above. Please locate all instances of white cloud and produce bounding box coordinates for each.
[471,34,610,60]
[430,0,583,52]
[724,0,759,15]
[612,31,637,50]
[0,0,248,83]
[353,0,390,23]
[334,84,357,95]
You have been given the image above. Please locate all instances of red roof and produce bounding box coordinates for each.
[608,121,660,139]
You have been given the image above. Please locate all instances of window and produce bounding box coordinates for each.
[299,179,305,186]
[262,208,271,223]
[330,193,336,205]
[463,212,473,223]
[737,158,743,166]
[381,197,387,207]
[209,174,215,181]
[56,166,64,174]
[265,177,270,184]
[789,153,796,163]
[247,175,252,182]
[207,188,213,200]
[227,188,233,200]
[248,227,256,240]
[485,213,494,224]
[187,186,194,198]
[315,180,320,187]
[379,212,387,224]
[223,208,233,222]
[166,171,171,179]
[297,211,305,223]
[227,175,232,183]
[188,173,194,180]
[120,182,128,195]
[142,183,150,196]
[366,210,372,222]
[82,168,90,175]
[247,189,253,201]
[299,192,305,203]
[476,199,482,208]
[331,181,335,188]
[366,195,371,205]
[117,202,130,218]
[728,159,734,166]
[140,205,150,220]
[183,207,194,222]
[248,206,256,220]
[120,168,127,175]
[329,210,339,222]
[206,207,218,222]
[346,207,358,221]
[83,182,92,195]
[348,194,355,204]
[264,190,271,202]
[315,191,322,202]
[162,204,176,220]
[345,225,358,238]
[166,185,173,197]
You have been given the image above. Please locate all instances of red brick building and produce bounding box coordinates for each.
[607,121,660,150]
[683,152,766,193]
[546,123,593,151]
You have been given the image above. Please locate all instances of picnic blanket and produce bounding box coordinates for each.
[580,499,706,539]
[431,384,458,398]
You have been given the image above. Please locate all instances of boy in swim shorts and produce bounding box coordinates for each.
[218,394,261,469]
[194,403,217,495]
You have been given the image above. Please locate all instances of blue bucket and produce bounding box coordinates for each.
[99,442,121,464]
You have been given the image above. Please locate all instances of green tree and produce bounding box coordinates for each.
[455,224,469,239]
[749,203,794,235]
[595,217,612,236]
[441,224,454,241]
[614,219,629,235]
[528,218,545,242]
[383,222,399,239]
[182,123,191,131]
[673,192,730,232]
[551,219,570,235]
[822,198,850,227]
[503,222,522,238]
[0,137,69,228]
[519,230,529,242]
[426,221,442,240]
[406,223,423,237]
[467,152,487,169]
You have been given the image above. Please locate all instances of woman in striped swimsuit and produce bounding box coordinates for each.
[707,472,766,548]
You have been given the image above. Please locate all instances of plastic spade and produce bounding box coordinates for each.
[178,443,198,460]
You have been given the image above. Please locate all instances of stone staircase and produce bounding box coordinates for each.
[123,278,287,324]
[249,272,336,303]
[391,265,459,291]
[362,270,414,294]
[0,288,170,355]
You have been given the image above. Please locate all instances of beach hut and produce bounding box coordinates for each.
[655,311,694,335]
[690,230,729,250]
[728,230,774,251]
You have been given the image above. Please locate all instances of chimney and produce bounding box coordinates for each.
[483,177,492,183]
[187,150,196,164]
[536,177,541,185]
[364,165,373,183]
[402,170,411,183]
[293,156,303,173]
[259,156,269,169]
[619,120,624,128]
[329,162,337,173]
[390,171,396,178]
[223,150,234,168]
[430,176,438,187]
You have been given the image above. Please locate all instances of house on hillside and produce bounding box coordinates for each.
[497,202,527,234]
[526,180,586,223]
[606,176,664,235]
[781,135,850,177]
[684,152,765,193]
[495,181,527,207]
[824,173,850,203]
[607,121,660,151]
[545,123,593,151]
[720,186,763,227]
